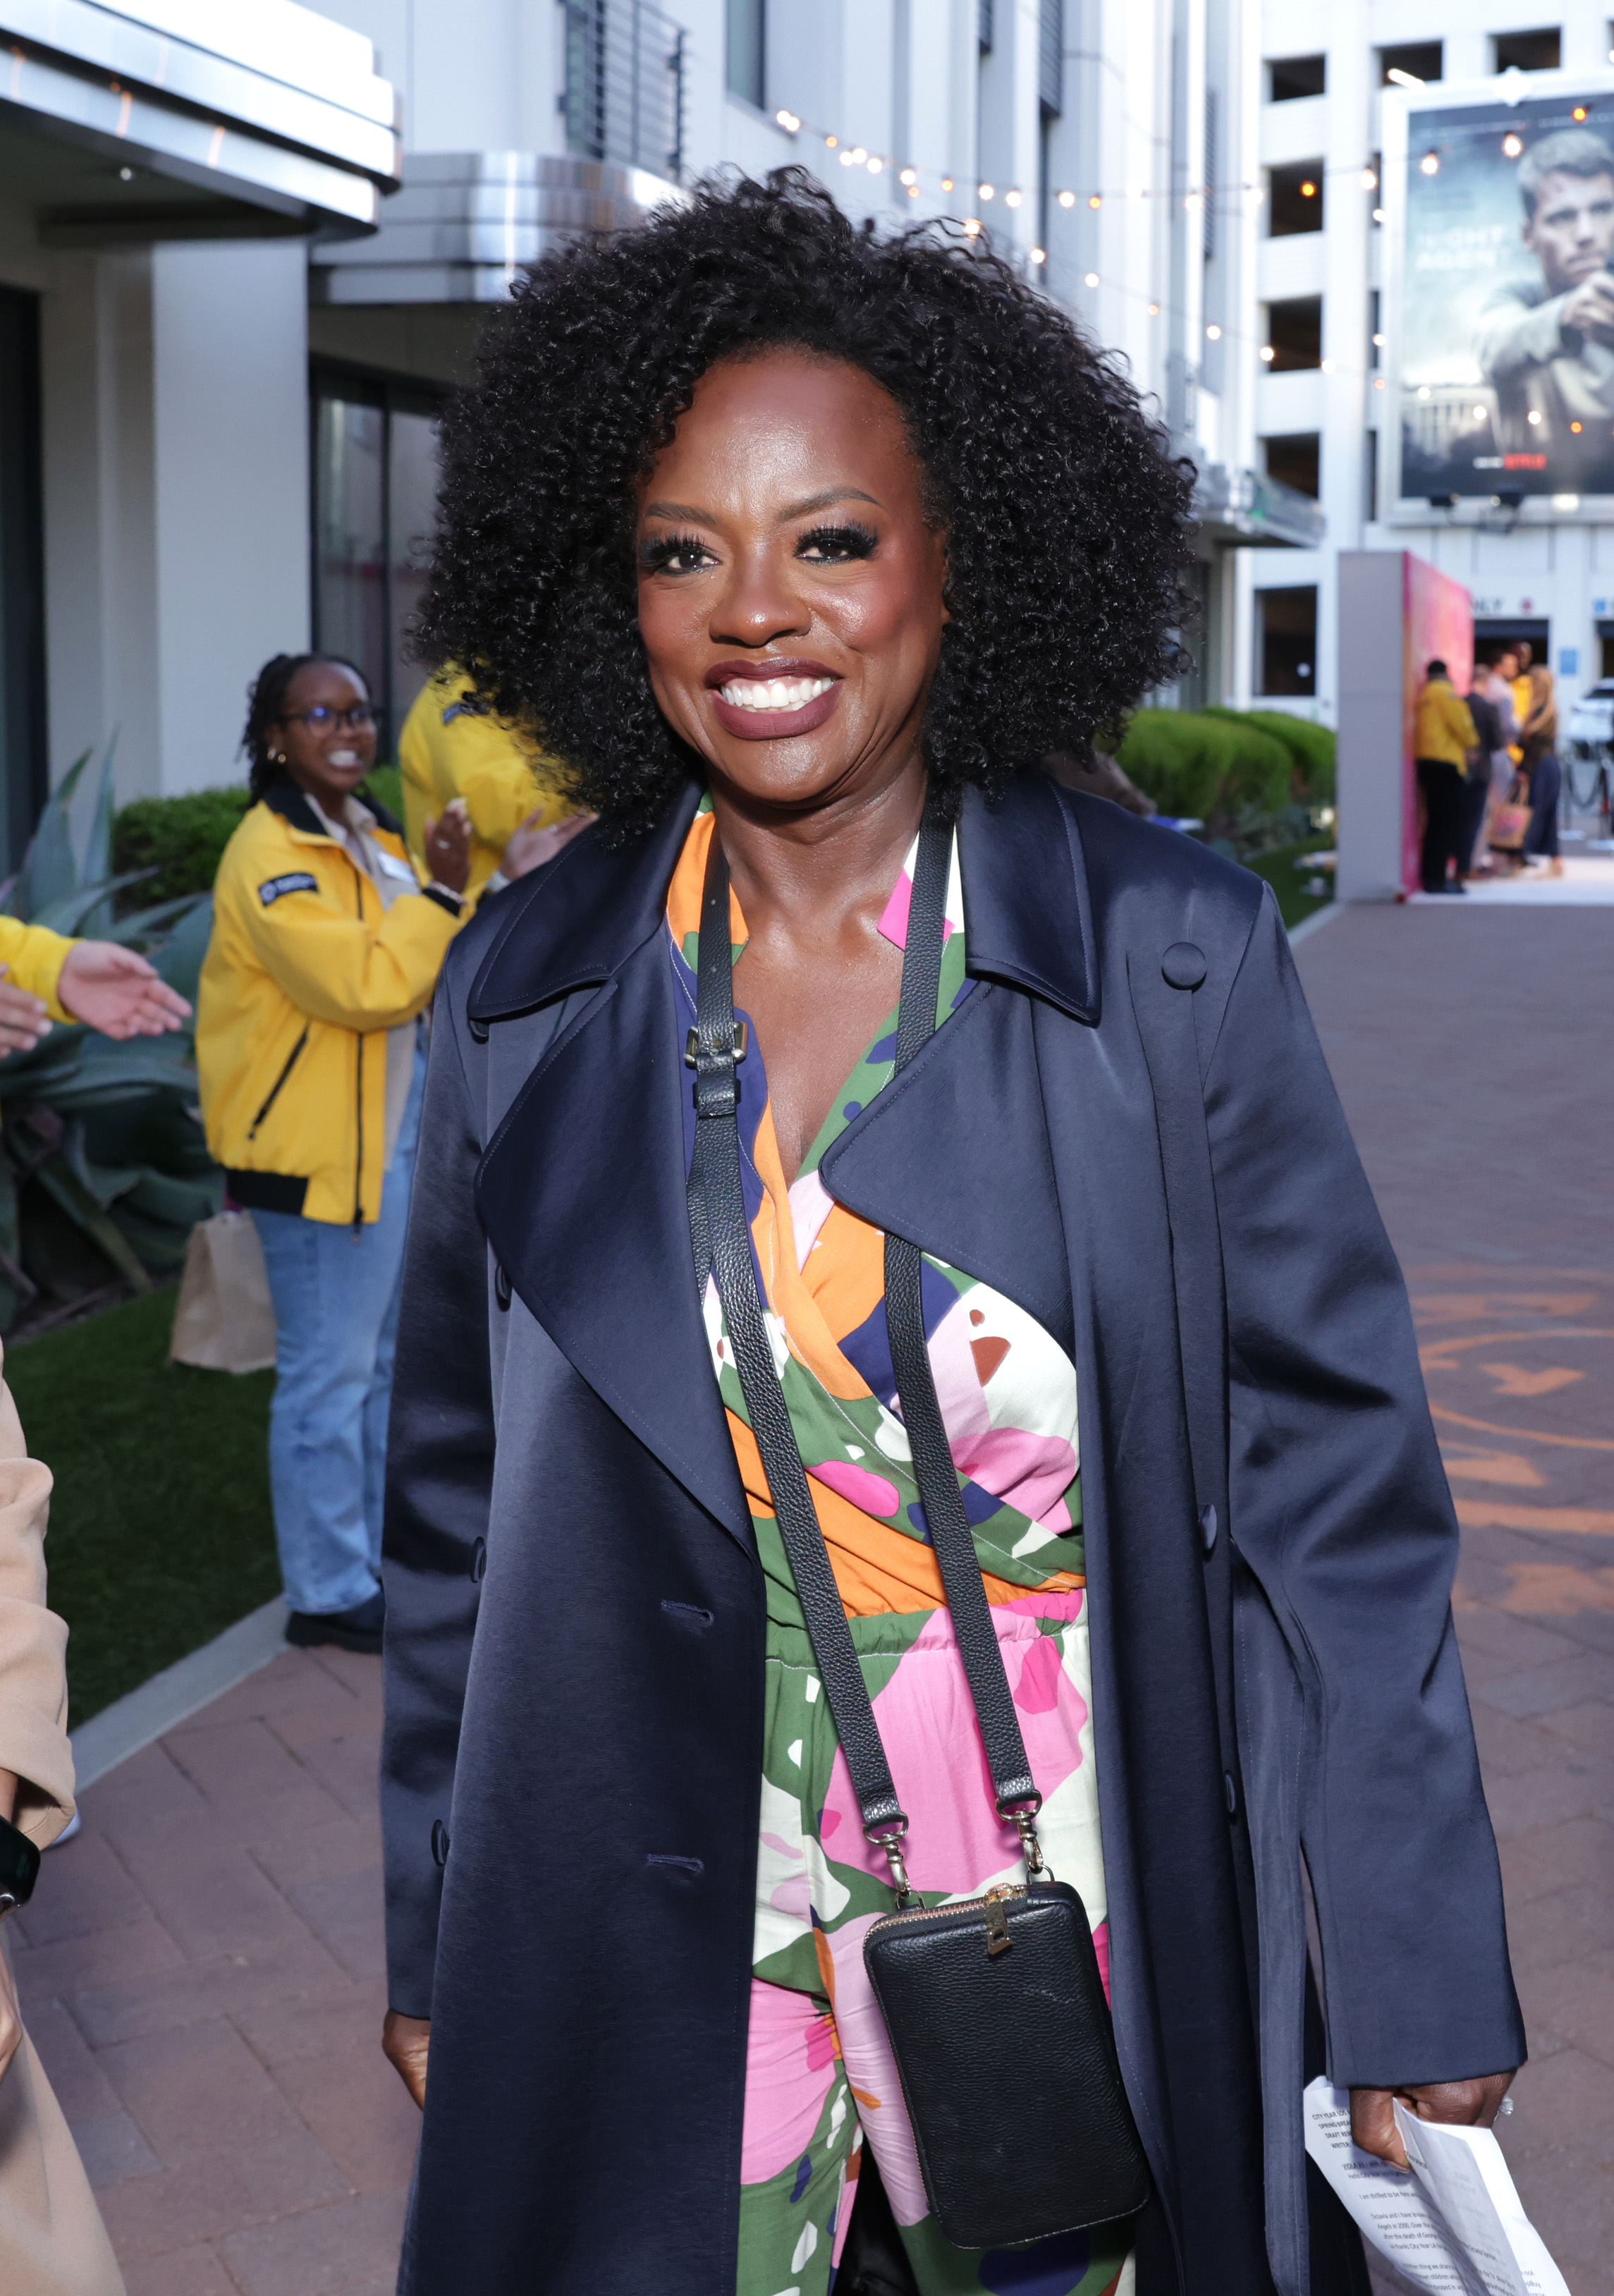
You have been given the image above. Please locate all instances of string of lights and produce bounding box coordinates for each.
[768,94,1604,240]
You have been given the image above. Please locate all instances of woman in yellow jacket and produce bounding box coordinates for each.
[197,654,469,1656]
[398,666,592,904]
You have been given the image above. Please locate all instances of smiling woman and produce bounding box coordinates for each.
[382,172,1522,2296]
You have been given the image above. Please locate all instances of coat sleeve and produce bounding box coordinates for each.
[0,919,75,1024]
[0,1355,75,1844]
[232,871,461,1034]
[379,980,494,2019]
[1204,892,1524,2091]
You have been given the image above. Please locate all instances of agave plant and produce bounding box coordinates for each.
[0,745,219,1333]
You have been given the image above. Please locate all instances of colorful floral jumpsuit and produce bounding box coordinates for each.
[669,809,1133,2296]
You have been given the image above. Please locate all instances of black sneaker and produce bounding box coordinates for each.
[286,1589,384,1655]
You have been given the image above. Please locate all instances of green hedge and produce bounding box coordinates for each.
[110,769,408,904]
[111,787,252,905]
[1113,707,1335,827]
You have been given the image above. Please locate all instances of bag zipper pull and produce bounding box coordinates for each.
[984,1886,1013,1957]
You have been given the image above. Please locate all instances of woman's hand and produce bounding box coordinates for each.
[383,2009,430,2107]
[58,944,191,1039]
[501,807,595,881]
[423,800,472,897]
[0,969,52,1056]
[1350,2073,1516,2169]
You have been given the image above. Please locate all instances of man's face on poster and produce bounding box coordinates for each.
[1524,168,1614,293]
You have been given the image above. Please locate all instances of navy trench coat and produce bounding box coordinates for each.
[380,774,1522,2296]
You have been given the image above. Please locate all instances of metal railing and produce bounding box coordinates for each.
[563,0,685,184]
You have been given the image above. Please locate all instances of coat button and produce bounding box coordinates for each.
[431,1820,450,1867]
[494,1263,512,1310]
[1162,941,1207,991]
[1199,1503,1217,1553]
[468,1015,490,1044]
[470,1537,487,1583]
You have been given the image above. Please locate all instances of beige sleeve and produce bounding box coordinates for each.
[0,1358,73,1847]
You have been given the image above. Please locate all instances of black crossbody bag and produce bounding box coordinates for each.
[685,813,1150,2253]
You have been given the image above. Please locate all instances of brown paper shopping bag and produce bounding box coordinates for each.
[168,1210,278,1374]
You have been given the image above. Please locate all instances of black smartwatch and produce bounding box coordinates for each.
[0,1813,39,1915]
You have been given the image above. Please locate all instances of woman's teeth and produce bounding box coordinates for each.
[719,676,835,713]
[329,749,360,766]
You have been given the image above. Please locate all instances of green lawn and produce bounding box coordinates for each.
[1245,838,1335,932]
[7,1288,277,1728]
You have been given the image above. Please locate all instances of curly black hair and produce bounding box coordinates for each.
[242,653,367,800]
[415,169,1195,831]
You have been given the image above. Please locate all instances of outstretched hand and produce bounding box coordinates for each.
[57,944,190,1039]
[1350,2072,1515,2170]
[0,970,52,1056]
[502,807,596,881]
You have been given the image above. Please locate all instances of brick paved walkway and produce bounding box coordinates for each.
[1296,904,1614,2296]
[13,1644,411,2293]
[6,898,1610,2295]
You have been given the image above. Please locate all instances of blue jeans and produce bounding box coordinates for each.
[251,1044,425,1616]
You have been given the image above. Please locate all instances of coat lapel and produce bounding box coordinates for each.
[819,776,1099,1354]
[472,788,754,1551]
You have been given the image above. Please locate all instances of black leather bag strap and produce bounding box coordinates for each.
[687,837,907,1852]
[882,817,1041,1825]
[687,812,1044,1886]
[1129,943,1237,1806]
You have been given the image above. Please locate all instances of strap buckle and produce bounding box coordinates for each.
[865,1817,915,1908]
[685,1020,747,1069]
[996,1794,1048,1880]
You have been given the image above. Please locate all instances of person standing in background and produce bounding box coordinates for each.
[1414,657,1479,894]
[1509,642,1534,759]
[1520,657,1563,874]
[197,654,470,1656]
[1460,668,1504,880]
[1465,648,1522,879]
[398,667,590,905]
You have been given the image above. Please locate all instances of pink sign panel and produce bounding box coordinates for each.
[1400,556,1474,896]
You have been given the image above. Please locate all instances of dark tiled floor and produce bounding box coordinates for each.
[10,900,1612,2293]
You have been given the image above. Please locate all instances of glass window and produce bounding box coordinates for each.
[1268,56,1325,102]
[312,368,444,754]
[1268,161,1324,236]
[0,288,44,877]
[1258,588,1318,697]
[388,410,440,737]
[313,391,386,701]
[726,0,764,106]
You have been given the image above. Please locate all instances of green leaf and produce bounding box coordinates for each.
[9,750,92,920]
[30,867,159,937]
[102,891,208,948]
[78,737,120,937]
[30,1152,152,1293]
[154,896,213,1007]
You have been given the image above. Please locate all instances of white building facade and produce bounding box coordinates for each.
[0,0,1328,860]
[1253,3,1614,730]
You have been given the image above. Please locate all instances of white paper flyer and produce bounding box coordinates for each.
[1302,2079,1570,2296]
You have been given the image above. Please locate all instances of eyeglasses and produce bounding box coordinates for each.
[279,705,377,733]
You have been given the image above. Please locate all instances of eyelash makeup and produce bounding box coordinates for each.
[637,532,712,574]
[797,522,879,561]
[637,520,879,573]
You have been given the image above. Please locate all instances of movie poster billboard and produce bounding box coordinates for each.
[1387,76,1614,503]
